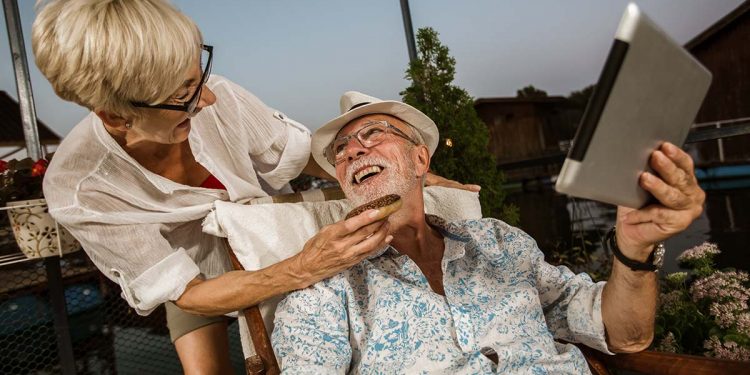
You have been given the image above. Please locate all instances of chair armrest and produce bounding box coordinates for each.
[578,344,748,375]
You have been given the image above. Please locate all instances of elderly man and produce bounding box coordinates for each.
[271,92,705,373]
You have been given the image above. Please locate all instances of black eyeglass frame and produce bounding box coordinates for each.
[131,44,213,113]
[325,120,419,166]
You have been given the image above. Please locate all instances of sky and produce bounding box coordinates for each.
[0,0,744,139]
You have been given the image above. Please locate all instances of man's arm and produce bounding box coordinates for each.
[272,277,352,374]
[602,142,705,352]
[533,250,611,354]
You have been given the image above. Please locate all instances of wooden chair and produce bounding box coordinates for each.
[227,187,345,375]
[223,187,748,375]
[581,344,748,375]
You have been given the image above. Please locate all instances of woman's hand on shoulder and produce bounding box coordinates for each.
[291,209,393,288]
[425,172,481,192]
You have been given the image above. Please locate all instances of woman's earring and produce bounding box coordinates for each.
[125,123,132,129]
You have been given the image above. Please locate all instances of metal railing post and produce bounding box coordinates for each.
[400,0,418,64]
[3,1,76,374]
[3,0,42,160]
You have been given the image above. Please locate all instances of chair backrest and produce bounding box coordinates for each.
[228,188,347,374]
[225,250,278,374]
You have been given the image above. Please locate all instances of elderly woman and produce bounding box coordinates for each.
[31,0,477,373]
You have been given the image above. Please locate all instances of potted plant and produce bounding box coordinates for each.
[1,157,79,259]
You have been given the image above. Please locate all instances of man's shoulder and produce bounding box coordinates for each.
[444,217,533,242]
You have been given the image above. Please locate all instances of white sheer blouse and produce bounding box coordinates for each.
[43,75,311,315]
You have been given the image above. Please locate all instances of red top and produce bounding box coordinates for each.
[200,174,227,190]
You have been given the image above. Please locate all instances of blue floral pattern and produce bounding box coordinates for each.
[273,216,610,374]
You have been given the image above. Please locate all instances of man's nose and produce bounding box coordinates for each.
[345,137,370,162]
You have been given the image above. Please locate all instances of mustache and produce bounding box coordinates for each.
[345,156,393,182]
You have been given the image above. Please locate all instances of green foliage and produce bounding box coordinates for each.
[546,232,611,282]
[401,27,518,223]
[516,85,548,98]
[655,279,715,355]
[567,84,595,109]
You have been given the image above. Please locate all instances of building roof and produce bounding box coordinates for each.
[0,90,61,147]
[685,0,750,50]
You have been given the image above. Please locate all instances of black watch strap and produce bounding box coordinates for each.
[605,227,658,272]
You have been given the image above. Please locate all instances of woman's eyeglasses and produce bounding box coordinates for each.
[131,44,213,114]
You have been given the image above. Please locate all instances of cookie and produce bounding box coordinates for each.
[345,194,402,220]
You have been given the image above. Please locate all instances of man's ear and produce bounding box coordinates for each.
[413,145,431,177]
[95,110,130,130]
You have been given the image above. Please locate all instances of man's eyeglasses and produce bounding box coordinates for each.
[325,120,418,166]
[131,44,213,113]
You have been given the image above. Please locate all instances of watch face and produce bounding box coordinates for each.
[654,243,666,268]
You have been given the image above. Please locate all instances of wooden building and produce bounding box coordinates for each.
[474,96,582,183]
[684,0,750,167]
[476,1,750,181]
[0,91,61,158]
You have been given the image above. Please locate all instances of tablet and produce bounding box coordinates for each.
[554,3,712,208]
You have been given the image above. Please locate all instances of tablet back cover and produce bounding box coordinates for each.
[555,4,711,208]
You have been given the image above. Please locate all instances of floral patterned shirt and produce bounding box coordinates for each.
[272,216,611,374]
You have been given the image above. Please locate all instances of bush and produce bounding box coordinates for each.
[401,27,517,224]
[654,242,750,360]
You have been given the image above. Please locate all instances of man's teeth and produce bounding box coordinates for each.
[354,166,383,184]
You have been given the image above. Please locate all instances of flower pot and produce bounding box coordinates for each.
[5,198,80,259]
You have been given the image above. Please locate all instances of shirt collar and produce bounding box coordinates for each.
[425,214,472,242]
[375,214,472,262]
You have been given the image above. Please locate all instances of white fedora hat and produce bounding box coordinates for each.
[311,91,439,177]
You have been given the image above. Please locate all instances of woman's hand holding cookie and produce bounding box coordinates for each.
[292,207,394,288]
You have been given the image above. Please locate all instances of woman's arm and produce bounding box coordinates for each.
[301,155,335,181]
[425,172,481,192]
[175,207,393,315]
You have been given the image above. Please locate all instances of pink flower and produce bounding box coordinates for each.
[691,270,750,304]
[0,159,8,173]
[709,301,749,330]
[656,332,679,353]
[677,242,720,262]
[704,336,750,361]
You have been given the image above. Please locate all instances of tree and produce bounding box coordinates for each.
[516,85,548,98]
[567,84,595,109]
[401,27,518,224]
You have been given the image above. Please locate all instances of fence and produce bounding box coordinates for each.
[0,221,246,374]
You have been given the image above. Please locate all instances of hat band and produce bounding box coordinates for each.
[348,102,371,111]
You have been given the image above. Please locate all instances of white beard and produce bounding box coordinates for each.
[342,154,418,207]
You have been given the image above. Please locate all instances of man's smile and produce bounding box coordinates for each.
[352,165,385,185]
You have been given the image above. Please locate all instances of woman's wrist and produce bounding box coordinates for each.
[283,254,314,290]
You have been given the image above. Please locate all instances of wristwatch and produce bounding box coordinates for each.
[605,227,665,272]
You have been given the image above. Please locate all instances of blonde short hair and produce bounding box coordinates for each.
[32,0,202,117]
